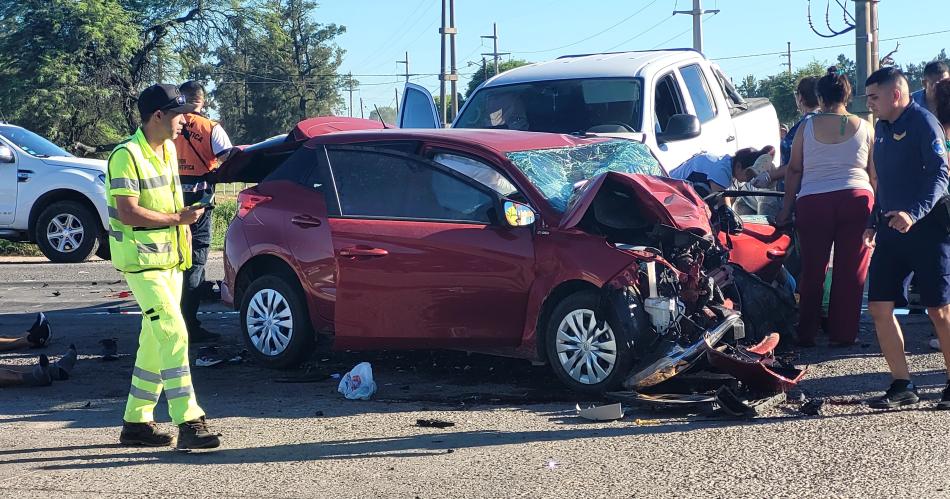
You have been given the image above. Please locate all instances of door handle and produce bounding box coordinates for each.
[291,215,322,228]
[339,246,389,258]
[726,135,736,142]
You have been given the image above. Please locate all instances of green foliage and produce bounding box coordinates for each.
[433,93,464,123]
[740,61,833,125]
[0,240,41,256]
[465,59,533,98]
[368,105,396,125]
[211,199,237,250]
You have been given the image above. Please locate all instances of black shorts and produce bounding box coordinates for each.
[868,226,950,307]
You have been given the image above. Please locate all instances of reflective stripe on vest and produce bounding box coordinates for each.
[105,130,191,273]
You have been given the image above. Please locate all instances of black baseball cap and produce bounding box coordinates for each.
[137,84,198,117]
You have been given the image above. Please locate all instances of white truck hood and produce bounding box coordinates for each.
[41,156,107,174]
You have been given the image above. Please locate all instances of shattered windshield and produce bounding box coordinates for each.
[506,139,663,212]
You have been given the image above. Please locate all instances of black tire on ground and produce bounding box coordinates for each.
[239,274,314,369]
[95,237,111,260]
[544,290,635,394]
[34,200,100,263]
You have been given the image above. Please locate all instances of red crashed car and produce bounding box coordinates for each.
[217,123,788,393]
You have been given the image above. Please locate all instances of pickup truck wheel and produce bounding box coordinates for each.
[545,290,634,394]
[240,274,314,368]
[35,201,100,263]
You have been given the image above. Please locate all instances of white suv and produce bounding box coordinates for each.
[0,124,109,262]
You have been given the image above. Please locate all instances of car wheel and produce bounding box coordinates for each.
[240,274,314,368]
[545,290,634,394]
[35,200,100,263]
[95,238,111,260]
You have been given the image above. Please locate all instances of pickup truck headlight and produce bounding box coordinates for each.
[97,173,106,184]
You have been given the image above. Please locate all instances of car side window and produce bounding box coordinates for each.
[327,148,494,224]
[680,64,718,123]
[431,152,518,197]
[654,73,685,133]
[266,146,341,215]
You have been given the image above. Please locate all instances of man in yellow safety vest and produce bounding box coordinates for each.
[106,84,221,449]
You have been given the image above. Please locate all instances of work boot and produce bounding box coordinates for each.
[177,416,221,450]
[189,327,221,344]
[937,382,950,411]
[27,312,51,348]
[120,421,174,447]
[869,379,919,409]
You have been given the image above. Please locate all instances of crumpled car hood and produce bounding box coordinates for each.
[559,172,713,236]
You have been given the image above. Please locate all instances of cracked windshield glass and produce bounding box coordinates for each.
[506,139,663,212]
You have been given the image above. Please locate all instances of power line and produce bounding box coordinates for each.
[511,0,659,55]
[651,11,717,50]
[716,27,950,62]
[605,12,675,52]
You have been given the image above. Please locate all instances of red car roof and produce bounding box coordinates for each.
[306,128,613,154]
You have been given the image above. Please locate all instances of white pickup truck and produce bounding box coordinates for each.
[0,124,109,262]
[397,49,780,173]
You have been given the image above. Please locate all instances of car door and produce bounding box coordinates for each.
[649,71,707,172]
[678,63,736,157]
[0,137,17,225]
[397,83,442,129]
[325,145,535,350]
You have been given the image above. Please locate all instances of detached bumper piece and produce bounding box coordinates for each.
[706,333,806,393]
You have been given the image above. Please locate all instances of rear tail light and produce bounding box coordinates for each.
[237,189,272,219]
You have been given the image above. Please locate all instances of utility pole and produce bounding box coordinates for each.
[781,42,792,74]
[395,88,399,115]
[438,0,458,126]
[853,0,879,121]
[673,0,720,53]
[346,72,355,118]
[481,23,510,76]
[359,97,364,119]
[396,52,410,82]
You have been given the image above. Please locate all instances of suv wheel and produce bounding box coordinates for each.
[545,290,634,394]
[240,274,314,368]
[35,200,100,263]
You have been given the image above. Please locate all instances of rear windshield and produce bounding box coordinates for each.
[455,78,643,135]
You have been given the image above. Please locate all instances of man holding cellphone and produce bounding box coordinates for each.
[174,81,234,344]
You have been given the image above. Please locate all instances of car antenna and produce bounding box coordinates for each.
[373,104,390,129]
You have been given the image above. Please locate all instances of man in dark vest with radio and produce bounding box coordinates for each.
[175,81,233,343]
[864,67,950,410]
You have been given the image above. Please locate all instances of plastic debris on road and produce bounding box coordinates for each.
[543,459,560,470]
[634,418,661,426]
[576,403,623,421]
[338,362,377,400]
[416,418,455,429]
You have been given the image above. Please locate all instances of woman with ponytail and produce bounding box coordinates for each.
[777,66,876,347]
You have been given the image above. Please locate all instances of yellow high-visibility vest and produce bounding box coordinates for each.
[106,128,191,273]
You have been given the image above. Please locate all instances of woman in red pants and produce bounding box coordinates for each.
[777,66,877,346]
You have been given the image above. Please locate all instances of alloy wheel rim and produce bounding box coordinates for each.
[47,213,84,253]
[246,288,294,356]
[555,308,618,385]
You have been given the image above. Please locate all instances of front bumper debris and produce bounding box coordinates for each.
[622,314,744,390]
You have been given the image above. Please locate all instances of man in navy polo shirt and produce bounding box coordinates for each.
[864,66,950,410]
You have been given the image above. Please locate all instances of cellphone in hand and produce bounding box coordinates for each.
[191,192,215,210]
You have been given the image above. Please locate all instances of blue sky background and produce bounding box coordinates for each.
[314,0,950,114]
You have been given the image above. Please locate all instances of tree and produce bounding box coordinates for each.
[368,105,396,125]
[211,0,345,144]
[465,59,532,98]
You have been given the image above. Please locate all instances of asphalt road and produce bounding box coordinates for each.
[1,255,949,498]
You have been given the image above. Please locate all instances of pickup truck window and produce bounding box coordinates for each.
[455,78,643,135]
[654,73,686,133]
[680,64,718,123]
[505,139,663,213]
[0,125,72,158]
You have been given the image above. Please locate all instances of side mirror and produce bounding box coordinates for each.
[657,114,701,143]
[0,145,14,163]
[502,200,536,227]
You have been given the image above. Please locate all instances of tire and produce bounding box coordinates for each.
[95,238,111,260]
[35,200,100,263]
[240,274,314,368]
[544,290,635,394]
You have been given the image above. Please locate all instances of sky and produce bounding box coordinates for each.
[313,0,950,115]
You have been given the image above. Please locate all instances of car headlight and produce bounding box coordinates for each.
[97,173,106,184]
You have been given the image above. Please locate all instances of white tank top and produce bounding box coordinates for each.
[798,117,874,198]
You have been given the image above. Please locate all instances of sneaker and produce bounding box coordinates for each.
[120,421,174,447]
[176,416,221,450]
[189,327,221,344]
[869,380,920,409]
[930,338,941,350]
[27,312,51,348]
[938,383,950,411]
